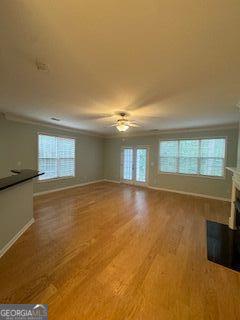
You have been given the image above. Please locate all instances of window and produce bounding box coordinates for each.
[38,134,75,181]
[136,149,147,182]
[123,148,133,180]
[159,138,226,177]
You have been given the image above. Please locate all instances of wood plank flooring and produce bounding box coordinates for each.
[0,182,239,319]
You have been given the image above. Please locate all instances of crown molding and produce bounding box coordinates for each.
[106,122,239,139]
[1,112,238,139]
[3,113,105,138]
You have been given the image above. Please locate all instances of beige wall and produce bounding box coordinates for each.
[104,127,238,199]
[0,118,104,193]
[237,122,240,168]
[0,117,238,199]
[0,180,33,254]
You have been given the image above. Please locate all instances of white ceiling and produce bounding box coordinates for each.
[0,0,240,135]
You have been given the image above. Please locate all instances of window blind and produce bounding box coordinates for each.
[159,138,225,177]
[159,141,178,173]
[136,149,147,182]
[38,134,75,180]
[123,148,133,180]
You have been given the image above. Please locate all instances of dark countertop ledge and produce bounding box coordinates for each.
[0,169,44,192]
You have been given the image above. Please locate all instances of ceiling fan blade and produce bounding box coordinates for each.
[136,115,163,119]
[79,113,113,120]
[125,120,141,127]
[128,123,141,127]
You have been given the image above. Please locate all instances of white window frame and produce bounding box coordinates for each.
[37,133,76,182]
[158,136,227,179]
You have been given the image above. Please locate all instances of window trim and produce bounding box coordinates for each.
[158,136,227,179]
[37,132,76,182]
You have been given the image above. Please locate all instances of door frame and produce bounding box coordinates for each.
[120,145,150,186]
[120,146,135,185]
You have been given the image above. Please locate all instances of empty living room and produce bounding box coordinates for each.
[1,1,240,319]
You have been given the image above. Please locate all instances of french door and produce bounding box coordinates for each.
[121,146,149,185]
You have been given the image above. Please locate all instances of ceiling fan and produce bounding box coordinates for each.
[111,112,141,132]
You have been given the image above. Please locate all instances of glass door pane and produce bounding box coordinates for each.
[136,148,147,183]
[123,148,133,180]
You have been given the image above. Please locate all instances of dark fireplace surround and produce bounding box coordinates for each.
[206,167,240,272]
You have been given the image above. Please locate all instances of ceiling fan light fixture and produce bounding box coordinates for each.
[116,123,129,132]
[112,112,139,132]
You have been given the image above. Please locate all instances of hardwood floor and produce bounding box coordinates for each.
[0,182,239,319]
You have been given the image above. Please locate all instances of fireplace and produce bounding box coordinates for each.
[227,167,240,229]
[206,167,240,272]
[235,198,240,229]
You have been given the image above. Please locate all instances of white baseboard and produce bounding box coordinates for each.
[147,185,231,202]
[0,218,35,259]
[102,179,230,202]
[103,179,121,184]
[34,179,104,196]
[34,178,231,202]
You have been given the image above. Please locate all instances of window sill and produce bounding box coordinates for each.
[37,176,75,183]
[158,171,225,180]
